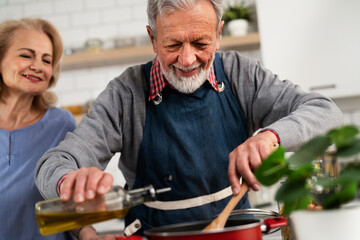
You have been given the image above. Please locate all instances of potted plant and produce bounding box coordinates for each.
[223,0,253,36]
[255,125,360,240]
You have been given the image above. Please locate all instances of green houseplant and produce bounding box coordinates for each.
[223,1,253,36]
[255,125,360,240]
[223,0,252,23]
[255,125,360,214]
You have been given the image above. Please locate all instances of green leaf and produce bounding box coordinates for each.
[255,147,288,186]
[288,164,314,181]
[312,175,338,189]
[338,166,360,182]
[281,195,312,215]
[222,1,252,23]
[321,181,358,209]
[327,125,359,149]
[336,139,360,157]
[287,136,331,167]
[275,179,310,202]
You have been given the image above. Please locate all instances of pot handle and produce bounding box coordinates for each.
[262,217,287,233]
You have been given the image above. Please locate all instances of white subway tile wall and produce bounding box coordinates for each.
[0,5,23,19]
[334,97,360,127]
[53,65,131,106]
[1,0,149,107]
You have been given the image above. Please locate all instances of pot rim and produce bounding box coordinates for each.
[229,208,281,218]
[145,219,261,237]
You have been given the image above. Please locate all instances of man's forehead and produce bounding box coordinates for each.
[155,2,217,26]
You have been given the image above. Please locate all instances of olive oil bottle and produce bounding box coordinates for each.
[35,185,169,235]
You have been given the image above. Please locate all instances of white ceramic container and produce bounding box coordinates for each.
[290,204,360,240]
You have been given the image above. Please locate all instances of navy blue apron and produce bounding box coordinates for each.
[125,53,250,235]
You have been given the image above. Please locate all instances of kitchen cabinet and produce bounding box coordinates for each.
[256,0,360,99]
[61,32,260,70]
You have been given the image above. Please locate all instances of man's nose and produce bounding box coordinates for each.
[178,44,196,67]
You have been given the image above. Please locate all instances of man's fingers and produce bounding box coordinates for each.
[85,167,105,199]
[248,146,263,170]
[73,168,89,202]
[237,161,260,191]
[229,150,260,194]
[59,167,114,203]
[60,171,77,201]
[228,151,242,194]
[228,168,241,195]
[97,173,114,195]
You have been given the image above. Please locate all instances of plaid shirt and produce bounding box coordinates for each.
[149,55,219,100]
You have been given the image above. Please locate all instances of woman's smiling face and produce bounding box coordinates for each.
[0,28,53,97]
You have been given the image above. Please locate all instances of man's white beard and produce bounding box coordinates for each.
[161,63,209,94]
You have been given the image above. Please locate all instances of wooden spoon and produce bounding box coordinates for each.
[202,181,249,231]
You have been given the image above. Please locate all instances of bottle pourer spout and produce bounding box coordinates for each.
[156,187,171,194]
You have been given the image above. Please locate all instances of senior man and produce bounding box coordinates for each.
[36,0,343,236]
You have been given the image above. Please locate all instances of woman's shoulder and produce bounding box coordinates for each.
[45,107,77,127]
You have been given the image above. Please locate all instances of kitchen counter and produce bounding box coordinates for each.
[263,230,283,240]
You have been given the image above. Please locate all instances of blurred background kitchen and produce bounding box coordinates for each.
[1,0,360,237]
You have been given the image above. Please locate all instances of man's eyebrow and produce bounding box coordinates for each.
[165,35,213,43]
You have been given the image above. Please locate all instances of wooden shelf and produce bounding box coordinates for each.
[220,32,260,51]
[61,32,260,70]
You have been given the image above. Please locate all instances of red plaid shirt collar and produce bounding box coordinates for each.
[149,55,219,100]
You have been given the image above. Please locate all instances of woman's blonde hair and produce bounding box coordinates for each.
[0,18,63,109]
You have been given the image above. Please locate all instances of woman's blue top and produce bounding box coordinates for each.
[0,107,76,239]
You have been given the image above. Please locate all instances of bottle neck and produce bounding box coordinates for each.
[125,185,156,208]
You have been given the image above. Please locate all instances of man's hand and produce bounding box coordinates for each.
[60,167,114,202]
[228,130,279,194]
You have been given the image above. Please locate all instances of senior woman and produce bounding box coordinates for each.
[0,18,100,239]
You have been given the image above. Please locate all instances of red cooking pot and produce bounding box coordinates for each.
[117,209,286,240]
[143,217,286,240]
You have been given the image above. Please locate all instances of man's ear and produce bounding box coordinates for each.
[216,20,225,51]
[147,25,158,53]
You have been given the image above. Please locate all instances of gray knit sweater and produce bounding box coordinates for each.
[35,51,343,199]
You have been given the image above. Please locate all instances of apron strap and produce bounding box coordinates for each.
[144,186,232,210]
[145,178,242,210]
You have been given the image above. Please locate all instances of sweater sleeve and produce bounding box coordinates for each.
[220,50,343,151]
[35,65,147,199]
[35,82,125,199]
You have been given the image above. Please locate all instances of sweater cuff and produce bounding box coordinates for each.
[258,129,281,145]
[57,174,67,196]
